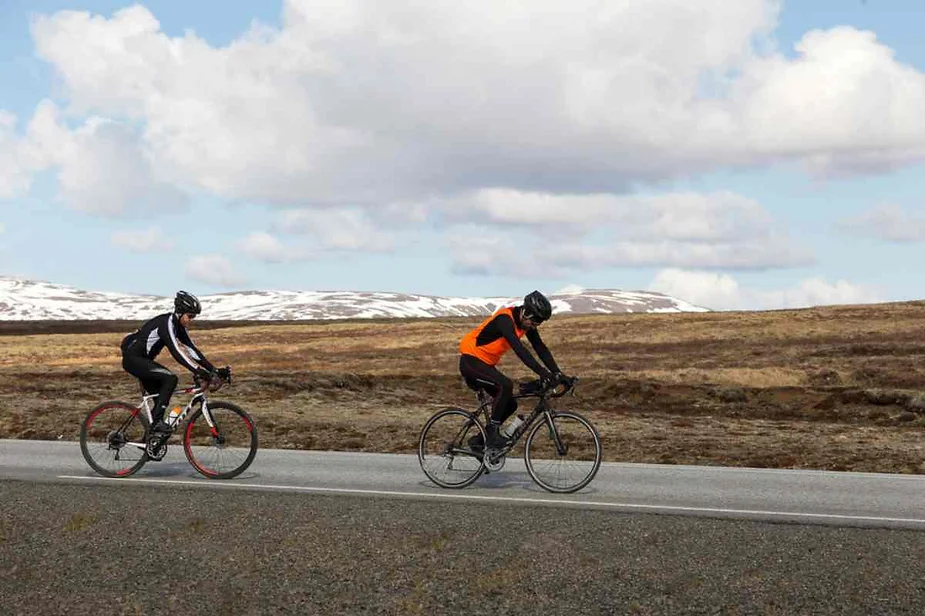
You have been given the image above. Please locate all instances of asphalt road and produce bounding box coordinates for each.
[2,439,924,529]
[2,440,924,615]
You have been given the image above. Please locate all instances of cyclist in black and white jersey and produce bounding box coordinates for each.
[120,291,229,434]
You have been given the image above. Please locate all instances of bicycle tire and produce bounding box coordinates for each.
[418,407,486,489]
[524,410,602,493]
[183,401,258,479]
[80,401,149,478]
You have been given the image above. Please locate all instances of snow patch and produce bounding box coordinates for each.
[0,277,709,321]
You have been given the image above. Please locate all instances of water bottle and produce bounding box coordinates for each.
[167,406,182,426]
[502,414,525,438]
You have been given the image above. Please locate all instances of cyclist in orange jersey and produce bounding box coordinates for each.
[459,290,571,450]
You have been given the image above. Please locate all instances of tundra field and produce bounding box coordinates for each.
[2,301,925,473]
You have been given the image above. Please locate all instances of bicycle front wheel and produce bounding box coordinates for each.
[524,410,602,493]
[183,401,258,479]
[80,401,148,478]
[418,407,486,489]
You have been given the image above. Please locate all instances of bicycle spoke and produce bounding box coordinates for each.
[80,402,148,478]
[525,411,601,493]
[419,408,485,488]
[183,402,258,479]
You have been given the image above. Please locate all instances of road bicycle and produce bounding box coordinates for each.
[418,377,602,493]
[79,373,258,479]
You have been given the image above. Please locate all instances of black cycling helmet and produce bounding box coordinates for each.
[174,290,202,316]
[522,290,552,323]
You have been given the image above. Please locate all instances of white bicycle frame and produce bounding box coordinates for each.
[129,384,220,449]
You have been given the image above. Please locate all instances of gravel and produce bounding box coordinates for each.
[1,480,924,615]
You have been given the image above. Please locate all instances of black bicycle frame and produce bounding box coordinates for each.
[470,390,568,456]
[509,394,567,454]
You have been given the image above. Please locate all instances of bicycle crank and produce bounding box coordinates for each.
[145,436,168,461]
[484,448,506,472]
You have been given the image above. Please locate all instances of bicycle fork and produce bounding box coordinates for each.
[543,411,569,457]
[199,401,224,444]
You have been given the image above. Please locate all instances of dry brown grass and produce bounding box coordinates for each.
[2,302,925,472]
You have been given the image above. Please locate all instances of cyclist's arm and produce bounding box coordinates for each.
[162,316,211,376]
[175,324,216,373]
[526,329,560,374]
[497,314,551,378]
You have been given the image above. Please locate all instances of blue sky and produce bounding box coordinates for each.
[0,0,923,309]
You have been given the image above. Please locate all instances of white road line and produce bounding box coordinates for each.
[57,475,925,527]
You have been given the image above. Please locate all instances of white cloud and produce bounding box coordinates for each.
[59,121,187,216]
[237,232,316,263]
[648,269,745,310]
[20,0,925,211]
[776,278,883,308]
[442,189,810,275]
[185,255,247,287]
[838,204,925,242]
[381,202,428,225]
[3,1,920,299]
[273,209,396,252]
[546,238,811,270]
[730,27,925,176]
[448,189,774,240]
[25,102,189,216]
[111,227,173,252]
[649,268,884,310]
[446,232,522,276]
[555,284,585,295]
[0,111,34,199]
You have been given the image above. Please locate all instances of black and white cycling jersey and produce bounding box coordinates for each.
[121,312,215,376]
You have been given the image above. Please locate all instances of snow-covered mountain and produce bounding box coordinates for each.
[0,277,709,321]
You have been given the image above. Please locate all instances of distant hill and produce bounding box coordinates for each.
[0,277,709,321]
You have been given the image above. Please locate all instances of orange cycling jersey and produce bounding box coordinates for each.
[459,306,525,366]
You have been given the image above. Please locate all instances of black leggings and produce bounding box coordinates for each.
[459,354,517,423]
[122,351,178,423]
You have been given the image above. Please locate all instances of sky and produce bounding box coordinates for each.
[0,0,923,310]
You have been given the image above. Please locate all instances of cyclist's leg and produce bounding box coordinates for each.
[460,354,500,411]
[122,354,178,427]
[460,355,514,446]
[459,356,496,402]
[459,355,515,422]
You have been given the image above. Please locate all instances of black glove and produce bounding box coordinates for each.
[554,371,575,387]
[216,366,232,382]
[195,368,212,381]
[539,371,556,390]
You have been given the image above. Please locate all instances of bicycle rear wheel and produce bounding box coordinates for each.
[183,401,258,479]
[524,410,601,493]
[418,407,486,488]
[80,401,148,478]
